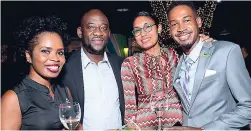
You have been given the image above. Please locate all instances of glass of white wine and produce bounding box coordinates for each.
[59,101,81,130]
[150,93,169,130]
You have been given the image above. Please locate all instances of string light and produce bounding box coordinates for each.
[150,0,218,48]
[197,0,218,35]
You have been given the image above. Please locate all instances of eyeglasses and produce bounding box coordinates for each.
[132,23,156,37]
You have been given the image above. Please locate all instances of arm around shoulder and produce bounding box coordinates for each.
[1,90,22,130]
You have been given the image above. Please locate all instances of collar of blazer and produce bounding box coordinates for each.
[188,41,215,111]
[203,41,214,48]
[172,41,216,113]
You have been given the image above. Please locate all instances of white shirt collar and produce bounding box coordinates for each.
[81,47,110,69]
[184,37,204,63]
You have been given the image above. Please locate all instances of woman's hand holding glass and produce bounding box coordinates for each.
[59,101,81,130]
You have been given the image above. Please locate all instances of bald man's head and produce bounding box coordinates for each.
[77,9,110,55]
[81,9,109,27]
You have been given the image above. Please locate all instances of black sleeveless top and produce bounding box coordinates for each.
[13,76,70,130]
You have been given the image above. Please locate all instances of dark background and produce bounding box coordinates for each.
[2,1,153,44]
[2,1,251,46]
[2,1,251,94]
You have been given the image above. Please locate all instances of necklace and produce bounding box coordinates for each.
[144,49,165,70]
[144,48,163,58]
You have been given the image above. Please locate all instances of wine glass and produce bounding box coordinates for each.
[150,93,169,130]
[59,102,81,130]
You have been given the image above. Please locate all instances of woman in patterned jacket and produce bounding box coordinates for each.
[121,11,183,130]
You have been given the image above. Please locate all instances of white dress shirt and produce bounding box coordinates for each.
[180,38,204,101]
[81,48,122,130]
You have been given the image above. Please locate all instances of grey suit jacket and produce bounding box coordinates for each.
[173,41,251,130]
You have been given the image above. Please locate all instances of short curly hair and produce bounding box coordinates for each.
[167,1,198,17]
[14,16,70,54]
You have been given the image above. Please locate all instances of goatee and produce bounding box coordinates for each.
[82,42,106,55]
[181,43,193,50]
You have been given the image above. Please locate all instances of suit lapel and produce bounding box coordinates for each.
[107,53,122,89]
[71,50,85,109]
[174,55,183,83]
[189,42,214,111]
[173,55,190,114]
[107,53,125,124]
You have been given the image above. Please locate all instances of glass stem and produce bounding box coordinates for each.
[69,123,73,131]
[158,116,162,131]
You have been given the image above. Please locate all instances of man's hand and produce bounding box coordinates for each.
[200,34,216,42]
[164,126,203,131]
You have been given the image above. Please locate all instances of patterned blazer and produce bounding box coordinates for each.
[121,47,183,129]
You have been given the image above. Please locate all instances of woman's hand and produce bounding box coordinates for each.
[200,34,216,42]
[76,123,83,130]
[62,123,83,130]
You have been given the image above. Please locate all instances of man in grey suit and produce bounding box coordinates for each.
[166,1,251,130]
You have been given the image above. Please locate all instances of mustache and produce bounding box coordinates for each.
[91,37,104,41]
[175,30,191,37]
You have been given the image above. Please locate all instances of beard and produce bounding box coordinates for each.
[180,43,193,50]
[82,40,107,55]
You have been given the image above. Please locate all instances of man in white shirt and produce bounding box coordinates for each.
[61,9,124,130]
